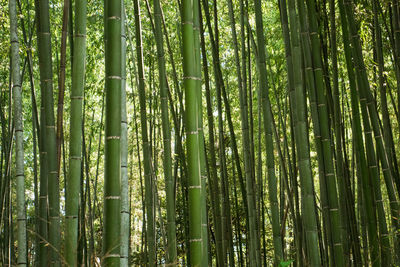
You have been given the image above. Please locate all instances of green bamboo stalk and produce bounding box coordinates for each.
[338,1,380,264]
[252,0,283,265]
[103,0,122,264]
[120,1,129,266]
[209,1,229,263]
[35,0,60,264]
[286,0,321,265]
[361,97,391,265]
[133,0,156,264]
[328,0,352,263]
[329,0,363,264]
[56,0,69,180]
[278,1,304,264]
[296,1,331,263]
[216,59,228,266]
[38,111,48,265]
[302,1,345,265]
[9,0,26,264]
[192,0,208,264]
[153,0,177,264]
[65,0,87,264]
[199,7,224,265]
[182,0,203,264]
[226,1,258,264]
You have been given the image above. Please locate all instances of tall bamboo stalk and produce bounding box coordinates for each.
[182,0,203,264]
[199,7,224,265]
[286,0,321,265]
[192,1,208,265]
[35,0,60,264]
[133,0,156,264]
[153,0,177,264]
[103,0,122,264]
[65,0,87,264]
[120,1,129,266]
[301,1,345,265]
[252,0,283,264]
[338,1,380,264]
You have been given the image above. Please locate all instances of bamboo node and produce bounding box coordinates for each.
[183,76,201,81]
[189,238,202,242]
[108,75,122,80]
[188,185,201,189]
[182,21,193,25]
[107,16,121,20]
[106,136,120,140]
[105,196,120,200]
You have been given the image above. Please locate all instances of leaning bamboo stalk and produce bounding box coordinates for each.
[9,0,27,265]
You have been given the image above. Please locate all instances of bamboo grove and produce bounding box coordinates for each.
[1,0,400,265]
